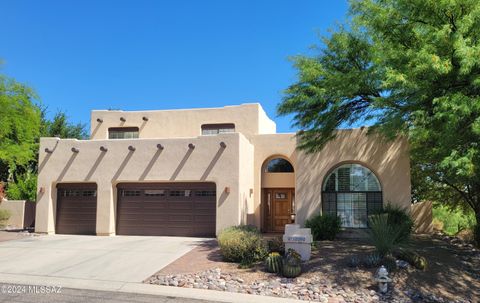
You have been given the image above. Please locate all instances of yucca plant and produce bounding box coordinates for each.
[368,213,408,257]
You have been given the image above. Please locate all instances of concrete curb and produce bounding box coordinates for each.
[0,273,305,303]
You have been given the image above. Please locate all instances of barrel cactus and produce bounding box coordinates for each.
[282,248,302,278]
[265,252,283,273]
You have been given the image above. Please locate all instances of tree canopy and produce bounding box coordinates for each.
[0,67,87,200]
[278,0,480,223]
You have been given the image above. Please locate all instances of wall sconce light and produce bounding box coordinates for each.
[220,141,227,148]
[290,213,296,223]
[249,188,254,196]
[100,146,108,152]
[38,187,45,194]
[157,143,164,150]
[71,147,80,153]
[224,186,230,194]
[128,145,136,151]
[45,148,53,154]
[120,117,126,122]
[142,116,149,121]
[96,118,103,123]
[188,143,195,149]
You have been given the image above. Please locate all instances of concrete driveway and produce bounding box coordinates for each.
[0,234,206,283]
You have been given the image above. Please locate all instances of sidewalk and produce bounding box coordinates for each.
[0,273,304,303]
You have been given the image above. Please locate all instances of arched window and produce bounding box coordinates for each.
[264,158,294,173]
[322,164,382,228]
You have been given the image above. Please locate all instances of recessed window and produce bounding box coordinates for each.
[144,190,166,196]
[108,127,139,139]
[201,123,235,135]
[264,158,294,173]
[322,164,382,228]
[169,190,192,197]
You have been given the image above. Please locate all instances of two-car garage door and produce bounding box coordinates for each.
[116,183,216,237]
[55,182,216,237]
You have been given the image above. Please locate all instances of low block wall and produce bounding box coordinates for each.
[0,200,26,228]
[411,201,433,234]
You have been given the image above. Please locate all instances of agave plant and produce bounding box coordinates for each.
[368,214,408,257]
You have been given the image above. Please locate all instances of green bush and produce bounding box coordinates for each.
[0,209,11,227]
[217,225,267,266]
[6,171,37,201]
[432,205,476,235]
[368,213,409,256]
[305,213,342,241]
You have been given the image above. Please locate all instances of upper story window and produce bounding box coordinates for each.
[264,158,294,173]
[108,127,139,139]
[201,123,235,136]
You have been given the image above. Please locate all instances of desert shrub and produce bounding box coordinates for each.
[305,213,342,241]
[363,252,381,268]
[432,205,475,235]
[375,204,414,243]
[218,225,267,266]
[368,213,409,256]
[266,236,285,255]
[0,209,11,227]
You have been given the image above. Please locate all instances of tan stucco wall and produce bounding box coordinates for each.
[295,128,411,225]
[36,103,411,236]
[250,134,297,227]
[36,133,249,235]
[0,200,25,227]
[411,201,433,234]
[90,103,276,140]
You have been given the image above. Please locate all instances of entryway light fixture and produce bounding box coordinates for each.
[290,213,296,223]
[157,144,164,150]
[128,145,136,151]
[224,187,230,194]
[120,117,126,122]
[100,146,108,152]
[71,147,80,153]
[220,142,227,148]
[142,116,149,121]
[96,118,103,123]
[188,143,195,149]
[44,148,53,154]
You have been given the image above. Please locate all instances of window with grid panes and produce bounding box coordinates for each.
[322,164,382,228]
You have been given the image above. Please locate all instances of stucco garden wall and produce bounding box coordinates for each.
[36,133,249,235]
[0,200,25,228]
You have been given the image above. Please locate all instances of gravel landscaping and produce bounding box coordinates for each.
[145,235,479,303]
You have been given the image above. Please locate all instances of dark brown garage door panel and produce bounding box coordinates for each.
[116,183,216,237]
[56,184,97,235]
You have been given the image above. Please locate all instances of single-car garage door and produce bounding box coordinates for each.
[56,183,97,235]
[117,183,216,237]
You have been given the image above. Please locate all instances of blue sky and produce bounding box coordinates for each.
[0,0,348,133]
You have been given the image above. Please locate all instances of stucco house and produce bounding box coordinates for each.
[35,103,411,237]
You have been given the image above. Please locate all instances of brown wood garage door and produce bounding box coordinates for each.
[116,183,216,237]
[56,184,97,235]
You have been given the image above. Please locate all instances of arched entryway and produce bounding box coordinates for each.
[261,156,295,233]
[322,163,382,228]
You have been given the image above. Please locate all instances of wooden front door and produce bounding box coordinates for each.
[263,188,294,233]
